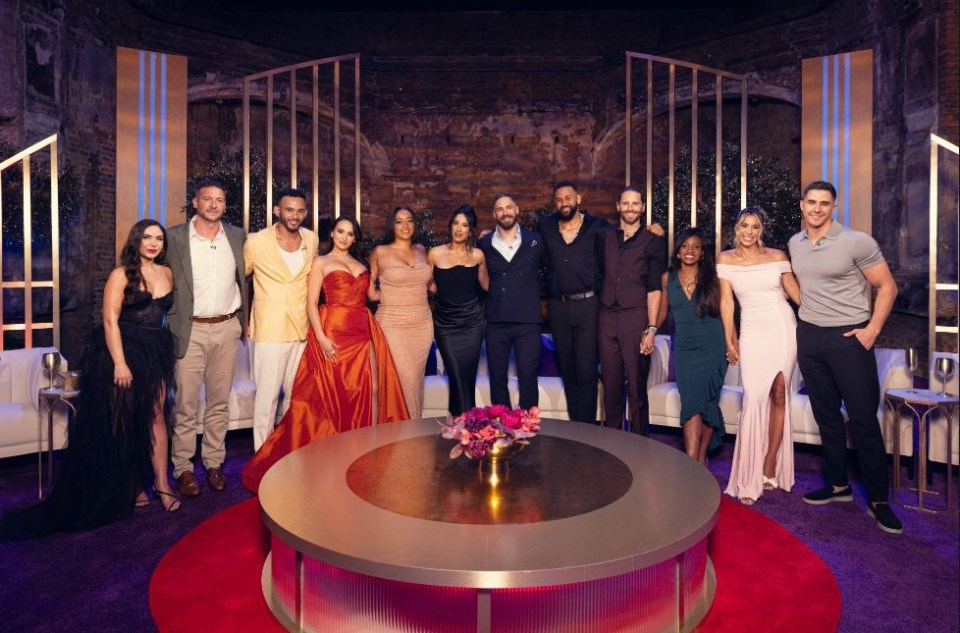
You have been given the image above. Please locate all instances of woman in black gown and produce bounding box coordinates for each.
[2,220,178,540]
[428,206,489,416]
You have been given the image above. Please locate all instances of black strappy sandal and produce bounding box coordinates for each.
[153,487,181,512]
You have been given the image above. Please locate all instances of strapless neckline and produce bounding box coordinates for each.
[326,269,369,280]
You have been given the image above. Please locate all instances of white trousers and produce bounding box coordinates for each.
[252,340,306,451]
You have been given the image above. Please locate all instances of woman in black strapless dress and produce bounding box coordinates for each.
[428,206,489,417]
[2,220,178,540]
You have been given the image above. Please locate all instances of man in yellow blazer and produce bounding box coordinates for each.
[245,187,320,451]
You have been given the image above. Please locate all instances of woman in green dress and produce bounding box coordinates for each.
[657,228,727,464]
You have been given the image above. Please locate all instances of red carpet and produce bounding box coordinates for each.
[150,496,840,632]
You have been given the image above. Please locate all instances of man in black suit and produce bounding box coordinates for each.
[478,193,544,410]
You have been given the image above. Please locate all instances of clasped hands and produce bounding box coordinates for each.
[725,341,740,365]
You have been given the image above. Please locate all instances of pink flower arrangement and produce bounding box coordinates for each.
[440,405,542,459]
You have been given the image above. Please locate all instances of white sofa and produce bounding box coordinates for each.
[646,335,918,453]
[0,347,71,459]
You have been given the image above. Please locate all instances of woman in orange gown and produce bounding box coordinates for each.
[242,217,409,493]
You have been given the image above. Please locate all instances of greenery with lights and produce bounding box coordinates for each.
[650,143,801,250]
[0,139,82,249]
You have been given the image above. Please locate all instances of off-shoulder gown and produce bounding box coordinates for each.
[718,261,797,501]
[241,270,409,493]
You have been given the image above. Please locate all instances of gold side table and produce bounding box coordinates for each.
[37,387,80,499]
[884,388,958,513]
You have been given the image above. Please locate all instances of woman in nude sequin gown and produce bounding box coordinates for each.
[369,206,434,419]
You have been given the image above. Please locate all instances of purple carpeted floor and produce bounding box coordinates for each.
[1,429,957,633]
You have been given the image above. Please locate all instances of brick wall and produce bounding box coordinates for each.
[0,0,954,357]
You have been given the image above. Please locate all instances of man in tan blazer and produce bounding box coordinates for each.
[245,187,320,451]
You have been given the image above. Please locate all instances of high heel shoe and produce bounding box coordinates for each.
[153,486,181,512]
[135,491,150,508]
[763,476,779,491]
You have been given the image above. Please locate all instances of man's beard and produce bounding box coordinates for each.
[497,215,518,230]
[558,204,579,221]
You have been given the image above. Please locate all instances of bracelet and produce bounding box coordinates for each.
[643,326,657,336]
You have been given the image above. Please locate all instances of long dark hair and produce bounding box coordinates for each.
[119,219,168,300]
[448,205,478,249]
[669,227,720,318]
[382,205,416,245]
[324,216,368,268]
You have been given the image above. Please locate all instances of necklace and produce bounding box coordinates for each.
[559,213,584,235]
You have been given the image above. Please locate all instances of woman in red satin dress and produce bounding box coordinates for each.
[242,217,409,493]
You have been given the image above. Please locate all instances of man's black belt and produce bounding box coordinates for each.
[558,290,595,302]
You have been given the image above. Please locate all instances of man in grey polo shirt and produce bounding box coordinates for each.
[789,180,901,534]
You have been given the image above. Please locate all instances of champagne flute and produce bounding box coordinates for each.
[934,357,955,397]
[906,348,919,392]
[41,352,61,390]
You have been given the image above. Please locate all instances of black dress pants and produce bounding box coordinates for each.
[548,295,599,423]
[599,307,651,435]
[485,322,541,410]
[797,320,889,503]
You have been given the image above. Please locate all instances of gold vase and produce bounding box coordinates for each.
[477,441,526,484]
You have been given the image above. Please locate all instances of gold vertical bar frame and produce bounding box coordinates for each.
[690,69,698,228]
[667,64,676,255]
[333,61,341,219]
[243,78,251,234]
[312,65,319,231]
[22,156,32,348]
[646,60,653,225]
[354,58,361,223]
[50,139,60,351]
[625,52,745,255]
[740,80,748,208]
[0,167,4,346]
[266,73,274,226]
[715,75,723,255]
[290,69,297,188]
[929,136,938,369]
[0,134,60,349]
[928,134,960,365]
[625,54,632,187]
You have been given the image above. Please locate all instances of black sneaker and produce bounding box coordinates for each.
[802,485,853,505]
[868,502,903,535]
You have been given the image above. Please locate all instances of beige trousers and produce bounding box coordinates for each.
[171,317,242,476]
[251,340,306,451]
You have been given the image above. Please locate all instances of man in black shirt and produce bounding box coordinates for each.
[598,187,666,435]
[539,181,607,423]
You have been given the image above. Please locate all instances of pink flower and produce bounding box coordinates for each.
[486,404,510,419]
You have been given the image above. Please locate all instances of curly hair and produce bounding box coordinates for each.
[119,219,168,300]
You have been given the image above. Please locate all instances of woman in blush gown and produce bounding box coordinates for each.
[241,217,409,494]
[2,220,178,540]
[368,206,434,419]
[428,205,489,417]
[718,207,801,505]
[657,228,726,465]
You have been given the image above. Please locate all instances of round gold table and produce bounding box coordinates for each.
[258,418,720,632]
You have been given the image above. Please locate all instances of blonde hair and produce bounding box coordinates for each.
[733,206,767,249]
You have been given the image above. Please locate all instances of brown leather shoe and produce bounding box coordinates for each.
[206,467,227,492]
[176,471,201,497]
